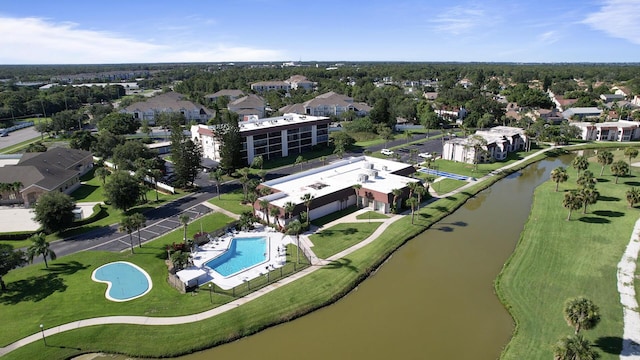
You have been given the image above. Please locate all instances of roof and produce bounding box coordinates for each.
[204,89,245,99]
[261,156,418,208]
[18,148,92,169]
[123,91,213,114]
[563,107,603,118]
[251,80,289,87]
[192,113,331,136]
[228,94,265,109]
[285,75,312,84]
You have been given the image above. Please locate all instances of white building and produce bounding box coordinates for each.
[121,92,213,124]
[191,113,331,165]
[572,120,640,142]
[442,126,528,164]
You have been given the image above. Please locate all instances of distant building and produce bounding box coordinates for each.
[250,80,291,93]
[442,126,527,164]
[572,120,640,142]
[227,94,266,119]
[600,94,625,102]
[191,113,331,165]
[563,107,602,120]
[0,148,93,206]
[285,75,315,90]
[279,91,371,117]
[204,89,245,102]
[121,92,213,125]
[255,156,419,225]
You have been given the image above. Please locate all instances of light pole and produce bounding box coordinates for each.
[39,324,47,346]
[208,283,213,304]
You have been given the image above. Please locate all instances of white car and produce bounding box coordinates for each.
[418,152,433,159]
[381,149,394,156]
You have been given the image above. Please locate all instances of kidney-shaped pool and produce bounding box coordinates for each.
[92,261,152,302]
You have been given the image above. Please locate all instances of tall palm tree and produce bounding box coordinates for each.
[553,334,599,360]
[11,182,22,200]
[131,212,147,248]
[611,160,629,184]
[150,168,163,202]
[572,155,589,175]
[624,147,639,165]
[236,167,251,201]
[95,167,110,185]
[563,191,582,221]
[209,168,224,200]
[119,215,137,254]
[577,170,597,189]
[550,167,569,192]
[626,187,640,208]
[563,296,601,334]
[284,201,296,220]
[179,214,190,246]
[391,188,403,213]
[405,197,419,224]
[270,206,281,228]
[578,187,599,214]
[596,150,614,176]
[26,233,56,268]
[286,219,303,264]
[352,184,362,208]
[247,192,258,216]
[414,184,427,205]
[300,193,314,225]
[259,199,270,224]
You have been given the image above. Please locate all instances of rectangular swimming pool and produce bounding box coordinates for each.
[204,237,268,277]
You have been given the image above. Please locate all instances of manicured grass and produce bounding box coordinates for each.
[0,147,538,359]
[433,178,467,195]
[309,222,382,259]
[310,206,359,227]
[208,189,252,215]
[496,156,634,360]
[355,211,388,220]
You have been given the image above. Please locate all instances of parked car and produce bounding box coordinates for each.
[381,149,394,156]
[418,152,433,159]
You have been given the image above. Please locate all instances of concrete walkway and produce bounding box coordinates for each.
[0,145,575,357]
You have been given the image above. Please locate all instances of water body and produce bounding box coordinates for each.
[96,156,572,360]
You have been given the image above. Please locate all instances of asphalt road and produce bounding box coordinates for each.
[0,126,41,150]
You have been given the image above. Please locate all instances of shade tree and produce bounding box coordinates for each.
[33,191,76,234]
[0,244,26,292]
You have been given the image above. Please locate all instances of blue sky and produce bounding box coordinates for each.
[1,0,639,64]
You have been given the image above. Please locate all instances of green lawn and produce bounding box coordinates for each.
[432,178,467,195]
[309,222,382,259]
[496,154,635,360]
[310,206,359,227]
[208,189,252,215]
[355,211,389,220]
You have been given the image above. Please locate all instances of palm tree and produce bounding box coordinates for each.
[563,191,582,221]
[626,187,640,208]
[251,155,263,169]
[611,160,629,184]
[550,167,569,192]
[563,296,601,334]
[26,233,56,268]
[10,182,22,200]
[553,334,599,360]
[286,219,303,264]
[404,130,412,144]
[572,155,589,175]
[284,201,296,220]
[131,212,147,248]
[236,167,251,201]
[270,206,281,228]
[95,167,110,185]
[209,168,224,200]
[259,199,270,224]
[624,147,639,165]
[352,184,362,208]
[247,192,258,216]
[405,197,419,224]
[149,168,163,202]
[577,170,597,189]
[415,184,427,205]
[596,150,614,176]
[295,155,305,171]
[300,193,314,225]
[179,214,190,246]
[578,187,599,214]
[118,215,137,253]
[391,188,403,213]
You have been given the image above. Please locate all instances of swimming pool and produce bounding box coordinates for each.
[204,237,268,277]
[92,261,152,302]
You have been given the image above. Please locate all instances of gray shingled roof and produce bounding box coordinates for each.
[124,91,213,114]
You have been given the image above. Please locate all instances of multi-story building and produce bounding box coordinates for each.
[121,92,213,125]
[442,126,528,164]
[191,113,331,165]
[572,120,640,141]
[279,91,371,117]
[227,94,266,120]
[250,80,291,93]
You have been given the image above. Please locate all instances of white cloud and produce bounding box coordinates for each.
[582,0,640,45]
[538,31,560,45]
[430,5,486,35]
[0,16,283,64]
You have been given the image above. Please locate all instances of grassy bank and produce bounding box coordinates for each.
[496,149,638,359]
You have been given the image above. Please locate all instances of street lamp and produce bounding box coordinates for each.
[208,283,213,304]
[39,324,47,346]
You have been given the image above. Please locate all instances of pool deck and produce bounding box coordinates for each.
[184,225,290,290]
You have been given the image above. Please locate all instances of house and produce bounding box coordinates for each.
[612,86,632,98]
[0,148,93,206]
[563,107,603,120]
[280,92,371,117]
[442,126,527,164]
[250,80,291,93]
[285,75,315,90]
[204,89,245,102]
[572,120,640,142]
[121,92,213,125]
[191,113,331,165]
[255,156,419,225]
[547,91,578,112]
[227,94,266,120]
[600,94,625,102]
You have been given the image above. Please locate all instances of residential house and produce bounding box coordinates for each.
[279,91,371,117]
[563,107,603,120]
[600,94,625,102]
[534,108,564,124]
[0,148,93,206]
[442,126,527,164]
[204,89,245,102]
[548,91,578,111]
[250,80,291,93]
[227,94,266,120]
[191,113,331,165]
[572,120,640,142]
[285,75,315,90]
[612,86,632,98]
[121,92,213,125]
[255,156,419,226]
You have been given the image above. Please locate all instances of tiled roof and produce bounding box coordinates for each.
[124,91,212,114]
[228,94,265,109]
[204,89,245,99]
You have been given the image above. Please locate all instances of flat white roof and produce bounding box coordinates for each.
[263,156,418,208]
[238,113,329,132]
